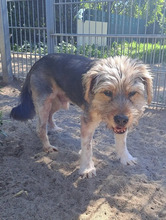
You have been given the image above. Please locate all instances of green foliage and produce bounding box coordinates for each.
[11,40,166,64]
[80,0,166,34]
[122,41,166,63]
[54,41,77,54]
[54,40,166,64]
[11,40,48,55]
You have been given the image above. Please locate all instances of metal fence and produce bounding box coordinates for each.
[0,0,166,108]
[6,0,47,79]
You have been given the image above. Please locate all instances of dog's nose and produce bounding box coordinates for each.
[114,115,129,126]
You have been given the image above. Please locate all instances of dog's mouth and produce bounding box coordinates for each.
[113,127,127,134]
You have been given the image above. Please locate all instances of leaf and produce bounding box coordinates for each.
[12,190,28,198]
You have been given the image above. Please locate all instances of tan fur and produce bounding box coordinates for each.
[31,81,70,152]
[25,56,153,177]
[83,56,152,130]
[78,56,153,177]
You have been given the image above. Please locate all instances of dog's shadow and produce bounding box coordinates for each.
[28,106,166,219]
[33,146,161,220]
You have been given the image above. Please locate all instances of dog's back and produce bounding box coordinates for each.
[10,53,96,122]
[30,53,96,106]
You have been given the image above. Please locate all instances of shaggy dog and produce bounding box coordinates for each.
[10,53,153,178]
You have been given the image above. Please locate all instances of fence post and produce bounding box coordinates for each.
[0,0,13,83]
[46,0,54,54]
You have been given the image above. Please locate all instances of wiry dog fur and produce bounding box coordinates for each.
[10,53,152,178]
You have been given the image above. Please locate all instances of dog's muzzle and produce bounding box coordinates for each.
[113,114,128,134]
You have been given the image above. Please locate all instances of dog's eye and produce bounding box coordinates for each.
[128,91,137,98]
[103,91,113,97]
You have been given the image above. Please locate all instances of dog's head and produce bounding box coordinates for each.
[83,56,153,134]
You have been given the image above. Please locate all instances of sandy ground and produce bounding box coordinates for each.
[0,79,166,220]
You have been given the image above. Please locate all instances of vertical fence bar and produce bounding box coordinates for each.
[46,0,54,54]
[0,0,13,83]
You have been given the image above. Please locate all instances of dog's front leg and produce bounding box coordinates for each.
[79,116,99,178]
[114,130,137,165]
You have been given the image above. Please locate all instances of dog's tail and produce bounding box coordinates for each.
[10,74,36,121]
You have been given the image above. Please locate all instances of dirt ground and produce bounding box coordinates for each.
[0,79,166,220]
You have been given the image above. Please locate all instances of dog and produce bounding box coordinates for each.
[10,53,153,178]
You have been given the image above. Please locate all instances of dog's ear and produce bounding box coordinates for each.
[83,74,97,103]
[142,71,153,105]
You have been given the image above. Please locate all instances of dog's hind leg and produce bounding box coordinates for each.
[35,98,58,152]
[48,111,63,132]
[48,96,69,132]
[48,105,63,132]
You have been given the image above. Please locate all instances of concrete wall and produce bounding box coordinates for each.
[77,20,107,46]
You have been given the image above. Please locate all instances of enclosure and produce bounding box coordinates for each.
[0,1,166,220]
[0,0,166,108]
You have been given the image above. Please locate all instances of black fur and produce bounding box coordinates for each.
[10,74,35,121]
[10,53,96,121]
[32,53,96,106]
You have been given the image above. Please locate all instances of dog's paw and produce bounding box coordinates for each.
[79,166,96,178]
[119,152,137,166]
[53,125,63,132]
[48,123,63,133]
[44,145,58,153]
